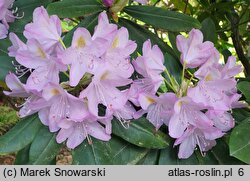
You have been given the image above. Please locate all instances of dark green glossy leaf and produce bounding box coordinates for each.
[201,17,217,43]
[222,49,232,63]
[0,39,11,56]
[232,108,250,124]
[211,139,244,165]
[0,114,42,154]
[229,118,250,164]
[164,52,182,84]
[137,149,159,165]
[168,32,180,57]
[14,144,31,165]
[112,117,170,149]
[29,126,62,165]
[124,6,201,32]
[237,81,250,103]
[47,0,104,18]
[72,136,148,165]
[159,146,199,165]
[0,56,15,81]
[118,18,176,58]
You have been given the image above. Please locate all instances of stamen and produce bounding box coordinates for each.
[115,113,130,129]
[12,61,32,78]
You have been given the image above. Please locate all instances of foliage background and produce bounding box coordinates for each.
[0,0,250,165]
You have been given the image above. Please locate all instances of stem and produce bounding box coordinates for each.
[184,0,189,14]
[164,68,177,89]
[63,71,69,78]
[181,61,186,83]
[227,11,250,77]
[164,79,176,93]
[164,68,172,82]
[59,38,67,50]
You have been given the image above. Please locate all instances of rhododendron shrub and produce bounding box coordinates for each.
[0,0,249,165]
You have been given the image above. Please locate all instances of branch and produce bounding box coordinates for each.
[227,11,250,77]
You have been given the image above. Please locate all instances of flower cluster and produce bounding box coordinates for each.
[133,29,245,159]
[4,6,244,158]
[0,0,21,39]
[4,6,139,149]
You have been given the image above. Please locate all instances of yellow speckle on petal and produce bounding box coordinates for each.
[205,74,213,81]
[77,36,86,48]
[112,37,119,49]
[37,47,46,58]
[177,101,183,108]
[100,71,109,80]
[146,96,156,104]
[51,89,60,96]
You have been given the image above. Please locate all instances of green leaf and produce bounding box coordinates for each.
[232,108,250,124]
[212,139,243,164]
[29,126,62,165]
[222,49,232,63]
[72,136,148,165]
[0,114,42,154]
[168,32,180,57]
[14,144,31,165]
[229,118,250,164]
[112,117,170,149]
[63,13,99,47]
[124,6,201,32]
[0,56,15,81]
[0,39,11,56]
[200,17,217,43]
[158,146,200,165]
[137,150,159,165]
[47,0,104,18]
[164,52,182,84]
[118,18,176,58]
[237,81,250,103]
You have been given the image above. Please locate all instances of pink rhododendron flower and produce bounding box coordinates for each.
[15,39,66,91]
[24,6,62,50]
[206,110,235,132]
[80,66,131,117]
[60,27,108,86]
[92,12,117,40]
[188,67,238,111]
[35,83,90,132]
[138,93,177,129]
[174,125,223,159]
[56,118,111,149]
[3,73,42,118]
[0,0,15,28]
[168,96,213,138]
[129,40,165,106]
[8,32,26,57]
[104,27,136,78]
[176,29,215,68]
[133,39,165,77]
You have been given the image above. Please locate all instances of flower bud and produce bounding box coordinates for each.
[102,0,114,7]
